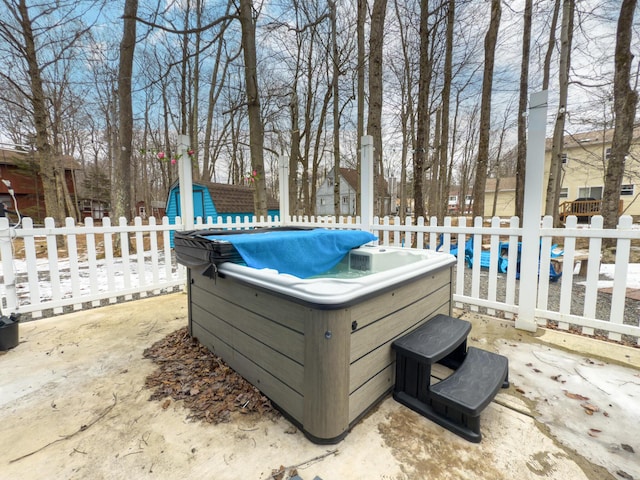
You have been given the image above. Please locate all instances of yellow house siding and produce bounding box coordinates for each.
[550,127,640,217]
[479,127,640,218]
[483,177,516,217]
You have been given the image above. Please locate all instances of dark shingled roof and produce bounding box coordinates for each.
[0,148,80,170]
[485,176,516,193]
[200,181,279,213]
[338,167,389,195]
[339,168,359,190]
[545,125,640,150]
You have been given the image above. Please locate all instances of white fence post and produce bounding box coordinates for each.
[517,90,548,332]
[0,217,17,315]
[361,135,374,232]
[178,134,194,231]
[279,154,289,224]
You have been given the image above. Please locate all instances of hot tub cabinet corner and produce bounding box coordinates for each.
[187,264,452,444]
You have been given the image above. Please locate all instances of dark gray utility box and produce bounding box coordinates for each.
[0,313,20,351]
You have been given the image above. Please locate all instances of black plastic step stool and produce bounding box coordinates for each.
[429,346,509,442]
[393,314,471,404]
[392,314,509,443]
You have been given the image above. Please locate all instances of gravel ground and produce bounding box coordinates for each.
[456,266,640,345]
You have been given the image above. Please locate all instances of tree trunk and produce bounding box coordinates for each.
[201,13,233,182]
[472,0,501,218]
[543,0,561,91]
[515,0,532,220]
[289,87,301,216]
[393,0,415,219]
[437,0,455,223]
[16,0,63,224]
[414,0,431,219]
[602,0,638,236]
[545,0,574,226]
[115,0,138,223]
[357,0,366,216]
[330,1,341,217]
[367,0,388,216]
[239,0,267,217]
[190,0,202,180]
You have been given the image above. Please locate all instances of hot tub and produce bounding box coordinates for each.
[178,232,455,443]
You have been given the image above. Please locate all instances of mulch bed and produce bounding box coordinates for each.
[143,327,277,424]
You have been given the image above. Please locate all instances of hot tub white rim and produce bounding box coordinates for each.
[217,247,456,306]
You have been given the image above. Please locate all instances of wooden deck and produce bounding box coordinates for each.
[559,199,623,223]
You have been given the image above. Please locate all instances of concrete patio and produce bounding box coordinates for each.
[1,292,638,480]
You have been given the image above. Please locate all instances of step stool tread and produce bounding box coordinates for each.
[392,314,471,364]
[430,346,508,416]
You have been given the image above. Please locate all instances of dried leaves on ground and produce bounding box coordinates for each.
[143,327,277,424]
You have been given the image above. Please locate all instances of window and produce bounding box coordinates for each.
[320,198,326,206]
[605,147,611,161]
[559,188,569,199]
[621,184,634,196]
[342,196,349,205]
[561,153,568,164]
[448,195,457,204]
[578,186,603,200]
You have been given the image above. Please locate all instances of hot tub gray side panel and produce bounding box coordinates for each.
[347,267,452,423]
[188,272,307,423]
[186,262,454,443]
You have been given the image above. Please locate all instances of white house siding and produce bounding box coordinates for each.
[316,169,357,216]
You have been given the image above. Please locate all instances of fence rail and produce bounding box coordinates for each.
[1,214,638,345]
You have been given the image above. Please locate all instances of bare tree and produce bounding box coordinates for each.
[0,0,100,223]
[201,14,237,182]
[113,0,138,222]
[472,0,501,218]
[544,0,574,226]
[390,0,418,218]
[356,0,366,215]
[542,0,561,91]
[414,0,431,219]
[515,0,532,220]
[330,1,341,216]
[239,0,268,217]
[602,0,638,234]
[436,0,454,223]
[367,0,388,215]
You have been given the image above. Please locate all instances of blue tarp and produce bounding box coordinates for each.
[452,238,563,281]
[204,228,378,278]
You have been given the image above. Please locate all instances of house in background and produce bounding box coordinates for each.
[548,127,640,218]
[165,180,280,225]
[79,198,110,220]
[483,177,517,217]
[0,147,80,221]
[478,126,640,219]
[447,188,474,215]
[316,167,393,216]
[316,167,358,216]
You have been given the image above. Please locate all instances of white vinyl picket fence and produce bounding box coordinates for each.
[0,216,185,318]
[1,214,639,344]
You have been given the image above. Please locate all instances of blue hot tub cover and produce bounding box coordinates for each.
[202,228,377,278]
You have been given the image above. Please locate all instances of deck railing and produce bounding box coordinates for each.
[1,214,638,345]
[559,199,624,223]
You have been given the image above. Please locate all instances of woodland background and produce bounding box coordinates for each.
[0,0,637,228]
